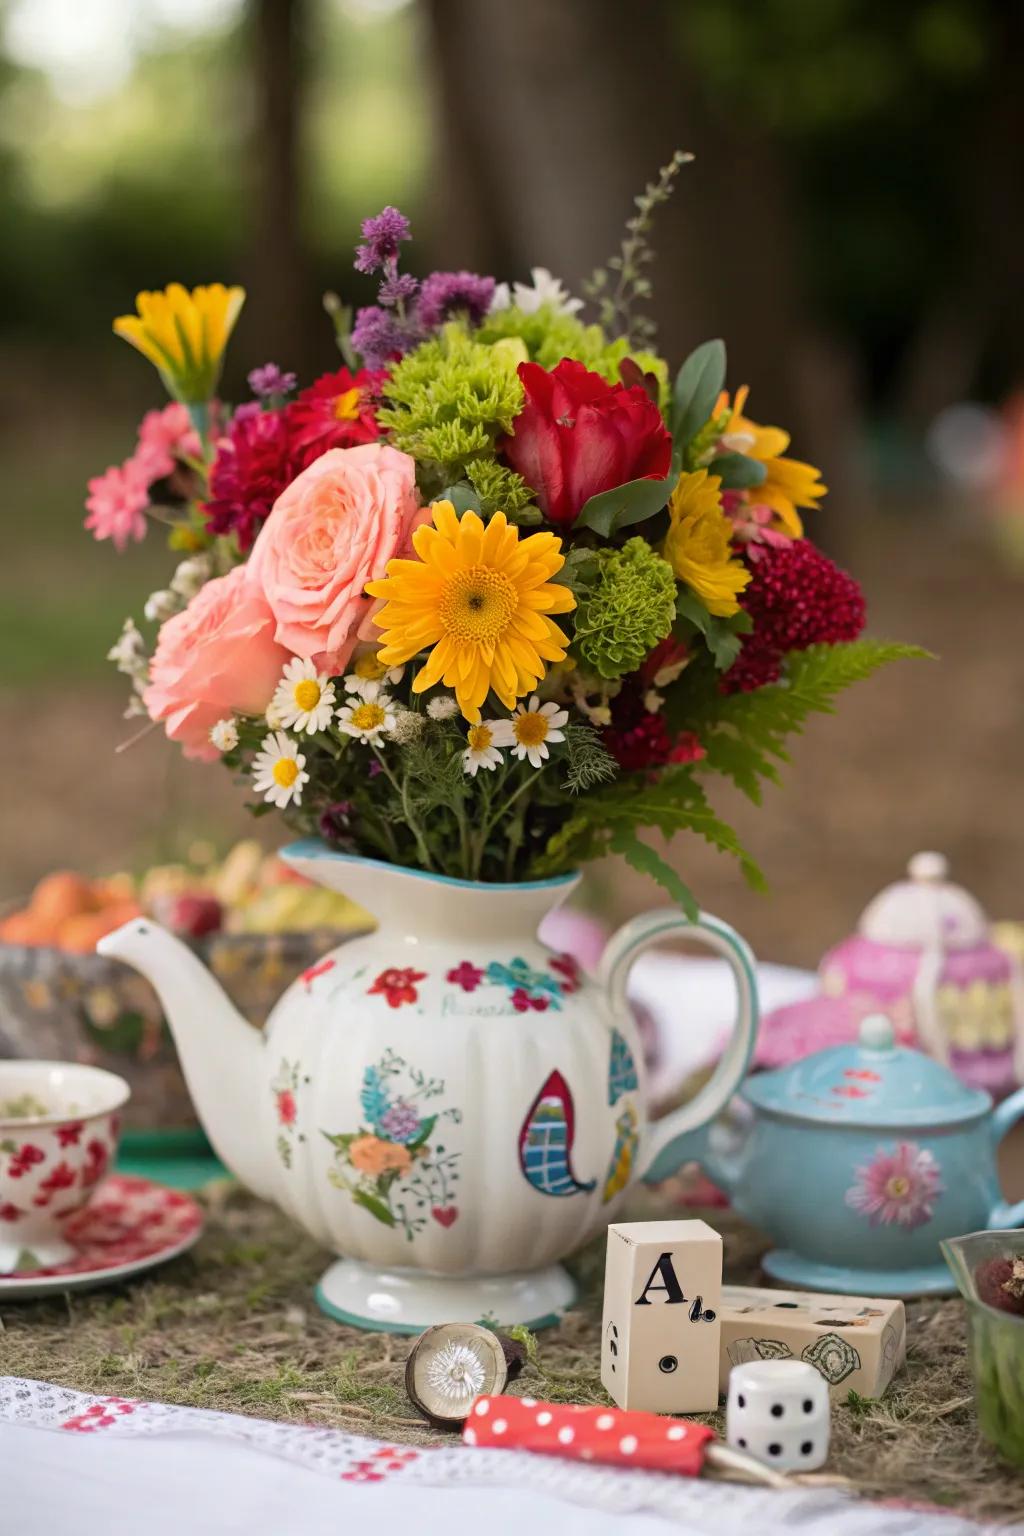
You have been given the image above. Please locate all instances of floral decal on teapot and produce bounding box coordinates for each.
[323,1048,462,1239]
[367,967,427,1009]
[844,1140,945,1230]
[272,1058,309,1169]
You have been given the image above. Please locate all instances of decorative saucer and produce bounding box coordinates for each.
[0,1174,203,1299]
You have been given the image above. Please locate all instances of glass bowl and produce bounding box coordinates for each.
[941,1229,1024,1467]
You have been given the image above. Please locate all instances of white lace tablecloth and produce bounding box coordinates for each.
[0,1377,1011,1536]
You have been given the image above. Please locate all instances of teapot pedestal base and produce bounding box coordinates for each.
[762,1248,955,1299]
[314,1257,578,1334]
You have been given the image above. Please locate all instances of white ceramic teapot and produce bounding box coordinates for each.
[99,841,758,1333]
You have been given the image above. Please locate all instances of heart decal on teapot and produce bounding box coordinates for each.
[431,1206,458,1228]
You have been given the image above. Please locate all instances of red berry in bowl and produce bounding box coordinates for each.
[974,1254,1024,1317]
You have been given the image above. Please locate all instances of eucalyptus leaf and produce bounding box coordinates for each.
[675,590,751,670]
[575,474,675,538]
[710,452,767,490]
[436,482,479,515]
[671,339,726,445]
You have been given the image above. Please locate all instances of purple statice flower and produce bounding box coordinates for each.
[378,271,419,309]
[354,206,411,275]
[351,306,420,371]
[417,270,496,331]
[248,363,298,399]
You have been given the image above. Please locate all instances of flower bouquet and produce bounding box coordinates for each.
[90,155,915,906]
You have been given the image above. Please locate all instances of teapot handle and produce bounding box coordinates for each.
[988,1084,1024,1228]
[598,907,759,1186]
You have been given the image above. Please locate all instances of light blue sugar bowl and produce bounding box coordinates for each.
[651,1015,1024,1296]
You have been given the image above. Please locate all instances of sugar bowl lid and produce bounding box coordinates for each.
[857,852,989,952]
[742,1013,992,1127]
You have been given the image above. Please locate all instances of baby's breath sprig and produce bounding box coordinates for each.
[585,149,693,347]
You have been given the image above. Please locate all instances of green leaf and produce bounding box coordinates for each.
[709,452,767,490]
[437,481,479,515]
[672,339,726,444]
[321,1130,357,1151]
[675,590,752,670]
[405,1115,437,1152]
[575,474,675,538]
[609,826,699,919]
[351,1188,396,1227]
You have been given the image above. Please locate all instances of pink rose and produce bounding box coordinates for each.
[249,444,426,668]
[144,564,288,761]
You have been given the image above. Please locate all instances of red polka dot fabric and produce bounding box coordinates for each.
[463,1395,715,1475]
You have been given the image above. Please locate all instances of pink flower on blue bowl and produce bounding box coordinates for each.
[845,1141,944,1230]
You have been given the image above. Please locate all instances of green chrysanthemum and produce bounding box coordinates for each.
[376,323,524,492]
[477,305,669,406]
[572,537,677,679]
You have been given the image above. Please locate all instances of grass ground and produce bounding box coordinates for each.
[1,1184,1018,1522]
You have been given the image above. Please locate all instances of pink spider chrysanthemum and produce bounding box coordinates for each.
[845,1141,944,1230]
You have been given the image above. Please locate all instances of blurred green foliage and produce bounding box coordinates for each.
[0,2,429,344]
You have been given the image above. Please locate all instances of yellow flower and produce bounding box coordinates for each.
[113,282,245,404]
[365,501,575,723]
[716,384,827,538]
[663,470,751,618]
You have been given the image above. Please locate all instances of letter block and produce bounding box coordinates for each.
[601,1219,723,1412]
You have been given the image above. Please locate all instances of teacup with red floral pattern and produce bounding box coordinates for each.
[0,1061,128,1272]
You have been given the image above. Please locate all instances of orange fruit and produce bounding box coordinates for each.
[30,871,97,928]
[60,901,144,953]
[0,911,54,947]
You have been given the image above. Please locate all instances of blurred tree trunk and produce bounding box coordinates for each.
[241,0,317,379]
[897,5,1024,429]
[424,0,860,542]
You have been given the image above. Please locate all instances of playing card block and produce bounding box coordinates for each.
[718,1284,906,1399]
[601,1219,722,1413]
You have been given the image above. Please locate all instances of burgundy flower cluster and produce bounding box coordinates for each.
[724,539,867,693]
[203,365,384,549]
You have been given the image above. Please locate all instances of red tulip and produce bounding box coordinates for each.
[501,359,672,527]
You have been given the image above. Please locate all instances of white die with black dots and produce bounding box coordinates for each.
[725,1358,830,1472]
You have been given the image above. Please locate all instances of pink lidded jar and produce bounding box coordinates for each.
[820,852,1024,1096]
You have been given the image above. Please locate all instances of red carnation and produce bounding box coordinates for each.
[203,406,299,552]
[500,359,672,527]
[724,538,866,693]
[604,690,705,775]
[286,366,384,458]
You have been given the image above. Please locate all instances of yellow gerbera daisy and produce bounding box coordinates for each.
[113,282,245,404]
[365,501,575,723]
[715,384,827,538]
[663,470,751,618]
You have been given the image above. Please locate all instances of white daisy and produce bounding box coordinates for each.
[251,731,309,809]
[462,721,505,777]
[209,717,239,753]
[426,694,459,721]
[344,648,404,697]
[494,696,569,769]
[489,268,584,318]
[271,657,337,734]
[424,1340,487,1409]
[336,681,397,744]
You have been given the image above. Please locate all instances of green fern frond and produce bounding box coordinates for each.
[693,640,929,805]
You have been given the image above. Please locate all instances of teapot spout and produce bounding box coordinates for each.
[97,918,269,1195]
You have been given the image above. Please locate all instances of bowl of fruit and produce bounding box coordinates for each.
[0,842,370,1129]
[941,1229,1024,1466]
